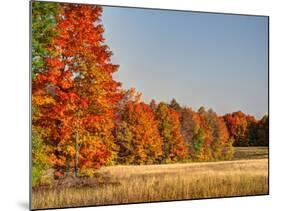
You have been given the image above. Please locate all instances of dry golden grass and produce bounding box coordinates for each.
[32,158,268,210]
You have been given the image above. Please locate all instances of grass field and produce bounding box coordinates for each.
[32,147,269,210]
[233,147,268,160]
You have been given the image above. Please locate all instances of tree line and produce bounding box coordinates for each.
[31,2,268,186]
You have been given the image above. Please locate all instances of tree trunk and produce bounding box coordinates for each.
[74,131,79,177]
[74,106,81,178]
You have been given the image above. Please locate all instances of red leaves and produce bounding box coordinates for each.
[223,111,258,146]
[33,4,123,175]
[80,98,89,108]
[46,57,64,69]
[36,74,48,83]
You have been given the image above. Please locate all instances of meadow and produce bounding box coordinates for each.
[233,147,268,160]
[32,147,269,210]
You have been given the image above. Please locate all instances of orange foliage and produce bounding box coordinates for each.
[223,111,257,146]
[155,103,188,163]
[32,4,123,175]
[116,101,163,164]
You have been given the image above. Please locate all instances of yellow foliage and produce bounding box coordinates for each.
[33,95,55,105]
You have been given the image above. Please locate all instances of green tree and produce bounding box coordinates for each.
[32,1,58,77]
[31,1,59,184]
[180,108,204,160]
[197,107,213,160]
[198,108,233,160]
[31,128,51,187]
[192,128,205,160]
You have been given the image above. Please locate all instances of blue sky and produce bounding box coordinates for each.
[101,6,268,119]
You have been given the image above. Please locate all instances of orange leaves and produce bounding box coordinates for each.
[80,98,89,108]
[32,95,55,106]
[79,136,109,170]
[116,101,163,165]
[46,57,64,69]
[155,103,187,163]
[223,111,256,146]
[180,107,233,161]
[58,70,73,89]
[32,4,123,175]
[55,4,106,62]
[223,111,266,147]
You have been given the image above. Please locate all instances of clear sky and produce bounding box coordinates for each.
[101,6,268,119]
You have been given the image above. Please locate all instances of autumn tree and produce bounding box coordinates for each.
[180,108,205,160]
[223,111,269,147]
[169,98,182,113]
[256,115,269,146]
[31,1,59,185]
[33,4,123,177]
[203,110,220,160]
[197,107,213,160]
[223,111,256,146]
[196,107,234,160]
[115,101,163,164]
[155,102,188,163]
[210,113,233,160]
[149,99,157,112]
[248,115,269,146]
[246,116,258,146]
[113,88,142,164]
